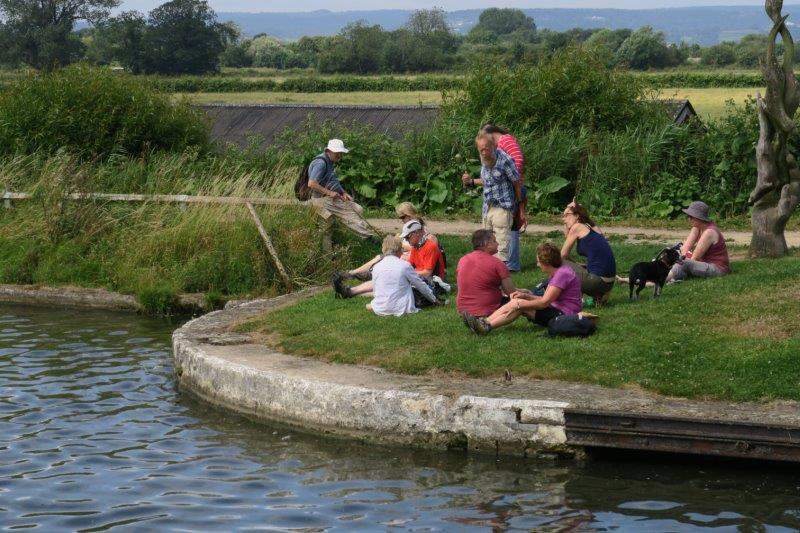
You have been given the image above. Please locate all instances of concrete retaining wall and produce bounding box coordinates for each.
[172,291,573,456]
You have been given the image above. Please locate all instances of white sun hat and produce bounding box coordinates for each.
[326,139,349,153]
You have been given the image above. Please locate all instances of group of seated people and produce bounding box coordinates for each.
[332,198,731,335]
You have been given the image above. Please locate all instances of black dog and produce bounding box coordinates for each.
[628,244,682,300]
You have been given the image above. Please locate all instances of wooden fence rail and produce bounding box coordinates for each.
[1,191,302,209]
[2,190,321,286]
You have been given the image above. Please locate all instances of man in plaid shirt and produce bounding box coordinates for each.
[461,132,521,263]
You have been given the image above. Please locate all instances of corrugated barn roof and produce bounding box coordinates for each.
[199,104,440,149]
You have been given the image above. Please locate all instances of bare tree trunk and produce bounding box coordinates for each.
[750,0,800,257]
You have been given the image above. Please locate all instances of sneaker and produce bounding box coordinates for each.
[474,317,493,335]
[463,312,492,335]
[332,272,353,299]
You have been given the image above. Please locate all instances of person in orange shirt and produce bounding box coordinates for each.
[333,220,448,301]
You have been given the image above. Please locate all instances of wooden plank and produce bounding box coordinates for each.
[3,191,306,208]
[245,201,293,292]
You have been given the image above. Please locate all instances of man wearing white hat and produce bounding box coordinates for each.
[307,139,376,239]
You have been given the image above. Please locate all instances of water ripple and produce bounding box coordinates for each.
[0,304,799,531]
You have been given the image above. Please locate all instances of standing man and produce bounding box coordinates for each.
[481,123,526,272]
[307,139,376,239]
[461,132,521,264]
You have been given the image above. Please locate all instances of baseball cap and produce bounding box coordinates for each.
[400,220,423,239]
[326,139,349,153]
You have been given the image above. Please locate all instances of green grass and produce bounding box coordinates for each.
[181,91,442,106]
[242,234,800,402]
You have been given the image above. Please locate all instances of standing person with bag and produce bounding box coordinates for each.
[481,124,527,272]
[297,139,376,239]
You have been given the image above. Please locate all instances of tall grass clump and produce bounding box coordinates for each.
[0,157,363,313]
[0,64,210,158]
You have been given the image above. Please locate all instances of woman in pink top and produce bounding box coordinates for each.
[463,243,582,335]
[666,201,730,282]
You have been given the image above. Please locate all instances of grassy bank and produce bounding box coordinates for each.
[241,234,800,402]
[0,154,369,315]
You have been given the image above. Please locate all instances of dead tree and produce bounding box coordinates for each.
[750,0,800,257]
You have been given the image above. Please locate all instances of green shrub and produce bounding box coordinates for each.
[443,47,659,134]
[0,64,210,158]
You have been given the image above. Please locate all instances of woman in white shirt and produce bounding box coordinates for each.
[367,236,437,316]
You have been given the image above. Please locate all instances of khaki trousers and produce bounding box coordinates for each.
[309,197,377,239]
[482,205,513,262]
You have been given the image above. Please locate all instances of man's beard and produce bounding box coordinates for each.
[480,154,495,167]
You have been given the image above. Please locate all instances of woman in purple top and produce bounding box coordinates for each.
[462,243,582,335]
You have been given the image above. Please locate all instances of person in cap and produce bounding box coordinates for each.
[366,236,438,316]
[456,229,517,318]
[334,203,438,283]
[307,139,376,239]
[461,131,521,265]
[666,200,730,283]
[394,202,437,261]
[333,219,447,299]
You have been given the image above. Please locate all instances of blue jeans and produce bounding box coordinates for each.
[506,230,521,271]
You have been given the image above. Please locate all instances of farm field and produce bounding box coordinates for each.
[656,86,762,119]
[182,87,758,120]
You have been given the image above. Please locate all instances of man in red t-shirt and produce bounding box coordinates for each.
[457,229,516,317]
[403,220,445,279]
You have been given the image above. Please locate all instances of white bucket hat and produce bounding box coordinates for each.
[326,139,349,153]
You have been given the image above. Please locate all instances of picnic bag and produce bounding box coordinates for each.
[547,314,597,338]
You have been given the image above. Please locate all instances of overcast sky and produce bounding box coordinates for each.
[119,0,774,13]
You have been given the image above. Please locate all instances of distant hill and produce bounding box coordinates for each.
[218,5,800,45]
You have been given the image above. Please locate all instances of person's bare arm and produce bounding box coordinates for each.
[691,228,718,262]
[500,276,516,296]
[461,172,483,187]
[561,226,580,259]
[516,285,562,311]
[681,227,700,257]
[307,180,338,198]
[416,267,434,278]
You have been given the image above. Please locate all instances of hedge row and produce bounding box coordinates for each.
[0,71,767,94]
[149,74,464,93]
[636,71,765,88]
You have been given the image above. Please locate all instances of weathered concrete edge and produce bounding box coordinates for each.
[173,290,575,457]
[0,284,210,312]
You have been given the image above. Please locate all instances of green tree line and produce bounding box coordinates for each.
[0,0,789,75]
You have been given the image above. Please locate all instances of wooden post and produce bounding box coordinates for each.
[245,202,293,292]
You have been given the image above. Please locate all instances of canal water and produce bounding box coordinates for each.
[1,305,799,531]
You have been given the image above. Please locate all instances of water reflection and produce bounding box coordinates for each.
[0,304,798,531]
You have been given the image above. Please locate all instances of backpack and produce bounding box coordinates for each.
[547,314,597,338]
[295,156,328,201]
